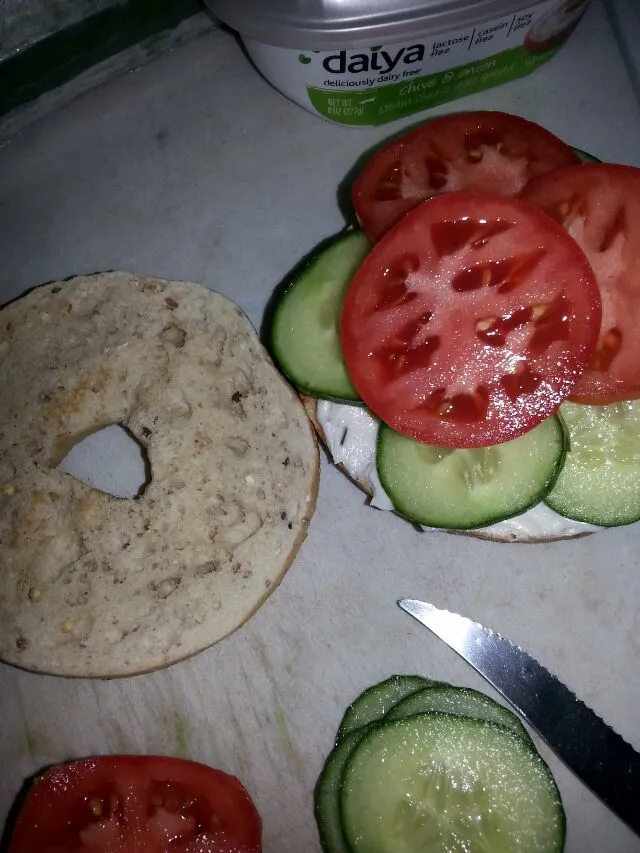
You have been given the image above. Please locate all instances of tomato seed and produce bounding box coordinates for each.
[390,314,434,349]
[454,253,544,296]
[373,162,403,201]
[598,205,627,253]
[435,389,489,421]
[431,219,480,257]
[88,798,103,817]
[425,155,448,190]
[384,252,420,280]
[436,401,454,416]
[165,793,181,812]
[429,173,448,190]
[464,128,504,156]
[531,304,547,320]
[380,338,440,376]
[552,196,585,225]
[451,266,488,292]
[501,364,543,398]
[431,217,514,259]
[374,282,412,311]
[528,294,571,353]
[592,327,622,371]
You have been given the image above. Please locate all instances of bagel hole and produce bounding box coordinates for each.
[56,424,151,499]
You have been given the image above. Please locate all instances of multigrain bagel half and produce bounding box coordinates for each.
[299,395,593,544]
[0,272,319,677]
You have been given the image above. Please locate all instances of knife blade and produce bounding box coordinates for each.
[398,598,640,837]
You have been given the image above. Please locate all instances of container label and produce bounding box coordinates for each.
[307,45,552,126]
[245,0,589,126]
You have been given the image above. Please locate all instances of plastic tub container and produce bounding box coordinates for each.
[205,0,590,126]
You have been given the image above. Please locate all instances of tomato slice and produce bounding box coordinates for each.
[521,163,640,404]
[341,192,601,448]
[351,111,580,241]
[8,756,262,853]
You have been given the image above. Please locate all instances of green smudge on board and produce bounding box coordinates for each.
[173,714,191,758]
[108,720,130,753]
[252,634,272,674]
[273,706,292,749]
[273,704,306,783]
[22,727,55,759]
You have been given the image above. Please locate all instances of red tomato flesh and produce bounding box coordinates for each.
[351,110,580,241]
[341,192,601,448]
[521,163,640,404]
[8,756,262,853]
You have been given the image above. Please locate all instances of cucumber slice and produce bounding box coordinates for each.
[385,684,532,745]
[546,399,640,525]
[268,230,369,401]
[341,714,565,853]
[314,725,373,853]
[377,415,566,529]
[336,674,432,742]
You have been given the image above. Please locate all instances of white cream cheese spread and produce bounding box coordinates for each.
[317,399,599,540]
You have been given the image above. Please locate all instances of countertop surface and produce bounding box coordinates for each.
[1,1,640,850]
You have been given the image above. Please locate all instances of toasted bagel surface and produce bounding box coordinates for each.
[0,273,318,676]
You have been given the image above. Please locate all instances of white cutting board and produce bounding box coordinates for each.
[1,3,640,850]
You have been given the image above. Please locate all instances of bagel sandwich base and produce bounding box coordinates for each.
[0,272,319,677]
[300,395,598,544]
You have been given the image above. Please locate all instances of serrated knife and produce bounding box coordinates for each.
[398,598,640,837]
